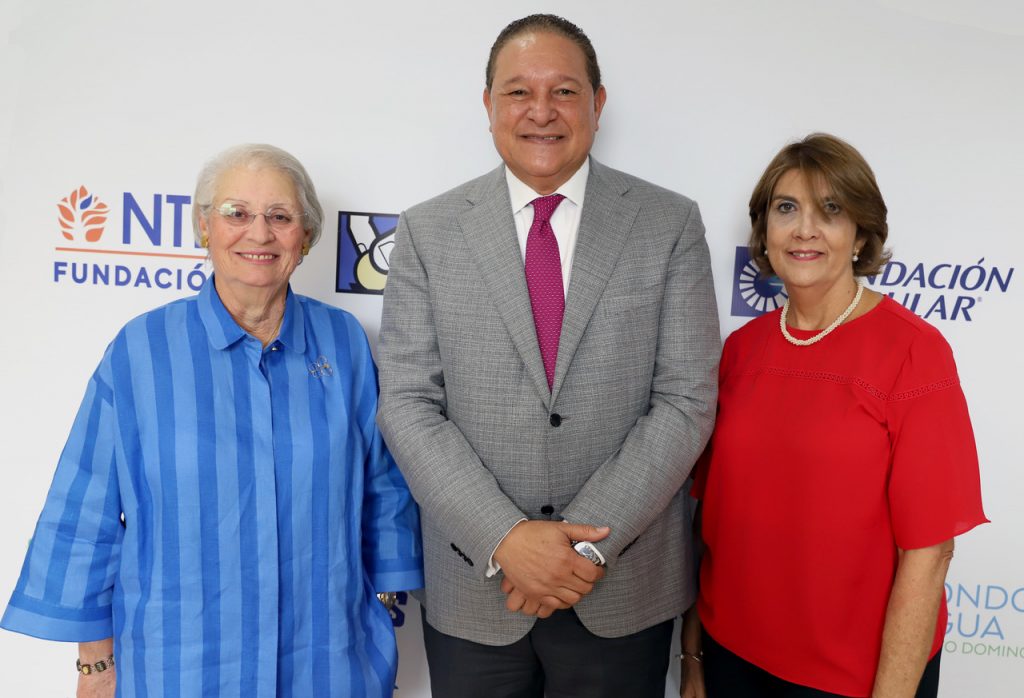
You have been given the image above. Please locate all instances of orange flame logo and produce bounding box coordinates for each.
[58,186,109,242]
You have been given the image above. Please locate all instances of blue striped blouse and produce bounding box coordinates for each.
[2,277,424,697]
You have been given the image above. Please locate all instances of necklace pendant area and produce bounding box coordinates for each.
[780,282,864,347]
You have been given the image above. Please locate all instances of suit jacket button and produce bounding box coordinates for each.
[549,413,562,427]
[541,505,554,515]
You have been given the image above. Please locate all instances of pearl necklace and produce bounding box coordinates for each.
[780,282,864,346]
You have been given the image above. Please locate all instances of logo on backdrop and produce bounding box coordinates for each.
[729,246,1016,323]
[731,246,787,317]
[336,211,398,295]
[388,591,409,628]
[943,579,1024,659]
[865,258,1014,323]
[58,186,110,242]
[52,187,209,292]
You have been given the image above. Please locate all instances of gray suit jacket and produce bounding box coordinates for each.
[377,159,719,645]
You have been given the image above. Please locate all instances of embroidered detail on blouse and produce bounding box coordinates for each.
[888,376,959,402]
[750,366,959,402]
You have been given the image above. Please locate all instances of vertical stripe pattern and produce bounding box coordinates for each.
[2,278,424,697]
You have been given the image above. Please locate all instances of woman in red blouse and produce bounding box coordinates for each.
[681,133,987,698]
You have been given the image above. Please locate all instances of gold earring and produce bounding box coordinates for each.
[200,235,209,249]
[301,242,310,256]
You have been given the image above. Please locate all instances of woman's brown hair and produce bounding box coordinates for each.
[748,133,891,277]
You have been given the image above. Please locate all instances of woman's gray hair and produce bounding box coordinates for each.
[192,143,324,248]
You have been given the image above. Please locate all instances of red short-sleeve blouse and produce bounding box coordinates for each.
[693,296,988,696]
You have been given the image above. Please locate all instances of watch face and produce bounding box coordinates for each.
[573,542,605,566]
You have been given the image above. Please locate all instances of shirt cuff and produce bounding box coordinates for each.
[486,518,528,577]
[1,594,113,642]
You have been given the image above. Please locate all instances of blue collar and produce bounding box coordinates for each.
[197,275,306,353]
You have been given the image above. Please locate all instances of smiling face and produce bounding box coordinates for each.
[766,168,863,295]
[199,165,309,304]
[483,30,606,194]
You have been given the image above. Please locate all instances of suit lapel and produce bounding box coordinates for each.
[459,167,553,406]
[551,161,639,402]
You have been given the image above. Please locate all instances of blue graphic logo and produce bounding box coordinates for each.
[389,591,409,628]
[731,246,787,317]
[727,245,1015,323]
[336,211,398,295]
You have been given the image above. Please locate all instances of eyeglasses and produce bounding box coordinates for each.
[213,203,305,233]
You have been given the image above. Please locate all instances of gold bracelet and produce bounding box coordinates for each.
[377,592,397,610]
[679,650,703,663]
[77,654,115,675]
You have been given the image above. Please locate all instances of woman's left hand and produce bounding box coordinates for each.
[76,639,115,698]
[77,668,116,698]
[872,539,954,697]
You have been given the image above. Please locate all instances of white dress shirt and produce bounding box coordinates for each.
[486,160,591,577]
[505,159,590,299]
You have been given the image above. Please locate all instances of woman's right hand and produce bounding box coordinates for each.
[680,655,706,698]
[680,601,706,698]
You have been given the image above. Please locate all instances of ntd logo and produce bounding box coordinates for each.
[58,186,110,242]
[731,246,787,317]
[336,211,398,295]
[52,187,209,293]
[122,193,195,248]
[56,188,198,251]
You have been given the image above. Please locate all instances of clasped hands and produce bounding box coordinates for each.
[493,520,610,619]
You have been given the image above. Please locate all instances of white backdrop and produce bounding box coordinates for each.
[1,1,1021,695]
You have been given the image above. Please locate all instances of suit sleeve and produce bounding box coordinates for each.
[376,212,528,580]
[1,364,123,641]
[560,200,720,565]
[690,332,736,501]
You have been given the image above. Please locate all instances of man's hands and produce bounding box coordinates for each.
[493,520,610,618]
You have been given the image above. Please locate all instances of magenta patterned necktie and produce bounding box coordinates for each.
[525,194,566,390]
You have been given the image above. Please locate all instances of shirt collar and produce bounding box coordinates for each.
[197,274,306,353]
[505,157,590,216]
[274,290,305,353]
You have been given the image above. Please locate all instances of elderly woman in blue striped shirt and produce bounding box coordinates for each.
[2,144,424,697]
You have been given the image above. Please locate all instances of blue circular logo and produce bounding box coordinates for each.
[737,259,787,313]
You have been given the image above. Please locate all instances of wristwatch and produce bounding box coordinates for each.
[572,541,606,566]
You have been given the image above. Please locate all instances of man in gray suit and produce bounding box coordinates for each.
[377,13,719,697]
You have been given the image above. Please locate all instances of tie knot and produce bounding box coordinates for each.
[530,194,565,225]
